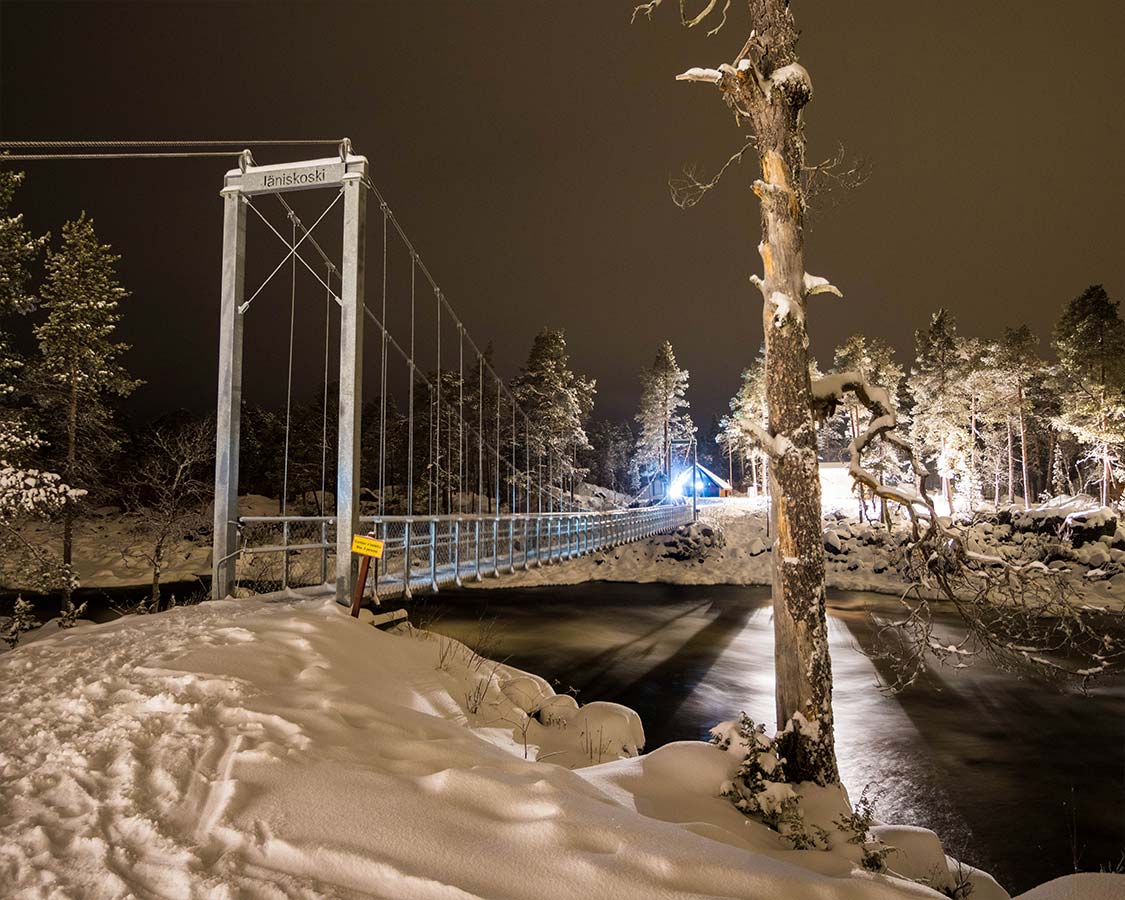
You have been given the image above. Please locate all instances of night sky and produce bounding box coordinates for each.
[2,1,1123,430]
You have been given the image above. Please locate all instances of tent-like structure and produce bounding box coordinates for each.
[668,462,733,499]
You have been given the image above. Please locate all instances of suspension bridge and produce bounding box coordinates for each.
[201,140,694,604]
[0,138,695,604]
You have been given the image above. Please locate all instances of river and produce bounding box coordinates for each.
[416,582,1125,895]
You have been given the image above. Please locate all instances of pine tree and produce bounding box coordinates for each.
[33,214,141,600]
[0,168,48,463]
[993,326,1043,509]
[1052,285,1125,505]
[586,418,634,494]
[910,310,969,512]
[0,169,75,598]
[634,340,693,487]
[510,329,595,501]
[3,595,40,648]
[726,354,768,493]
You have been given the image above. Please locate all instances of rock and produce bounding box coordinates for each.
[869,825,952,894]
[823,530,844,555]
[1082,545,1111,569]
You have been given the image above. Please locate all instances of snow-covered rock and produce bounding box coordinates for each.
[1012,873,1125,900]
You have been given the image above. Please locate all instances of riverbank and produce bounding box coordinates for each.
[468,498,1125,611]
[8,592,1120,899]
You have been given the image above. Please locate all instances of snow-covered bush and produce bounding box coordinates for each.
[713,715,896,864]
[712,714,816,845]
[2,595,39,648]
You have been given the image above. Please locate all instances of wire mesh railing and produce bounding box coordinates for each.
[234,504,694,599]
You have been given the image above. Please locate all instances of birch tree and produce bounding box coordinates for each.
[122,418,213,609]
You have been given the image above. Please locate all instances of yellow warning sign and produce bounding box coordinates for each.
[351,534,385,558]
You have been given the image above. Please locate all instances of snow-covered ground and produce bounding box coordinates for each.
[5,595,1120,898]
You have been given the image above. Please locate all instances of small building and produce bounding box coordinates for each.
[669,463,733,499]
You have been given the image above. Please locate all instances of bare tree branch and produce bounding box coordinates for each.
[802,144,871,213]
[670,137,757,209]
[633,0,731,35]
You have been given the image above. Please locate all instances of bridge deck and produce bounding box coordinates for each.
[235,506,694,600]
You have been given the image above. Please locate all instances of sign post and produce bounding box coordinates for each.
[349,533,385,617]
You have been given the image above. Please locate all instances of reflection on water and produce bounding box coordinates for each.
[417,582,1125,894]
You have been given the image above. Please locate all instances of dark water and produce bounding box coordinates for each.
[0,579,209,623]
[415,582,1125,895]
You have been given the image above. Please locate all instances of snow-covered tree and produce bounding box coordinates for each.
[511,329,595,496]
[1051,285,1125,506]
[33,214,141,600]
[2,596,39,648]
[634,340,693,485]
[828,334,905,521]
[0,167,47,463]
[910,310,969,511]
[992,326,1044,509]
[724,354,768,493]
[0,168,79,615]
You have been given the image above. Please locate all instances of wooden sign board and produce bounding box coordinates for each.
[351,534,385,558]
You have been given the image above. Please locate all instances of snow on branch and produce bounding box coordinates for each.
[802,272,842,298]
[813,373,1124,691]
[675,67,723,84]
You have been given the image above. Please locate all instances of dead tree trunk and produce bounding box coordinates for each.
[670,1,838,784]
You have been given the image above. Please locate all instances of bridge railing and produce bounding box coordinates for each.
[234,505,694,598]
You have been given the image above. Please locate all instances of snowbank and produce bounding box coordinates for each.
[0,595,1038,899]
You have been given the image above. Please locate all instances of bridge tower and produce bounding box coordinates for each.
[212,147,368,603]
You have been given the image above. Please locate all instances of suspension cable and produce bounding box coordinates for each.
[378,206,389,516]
[435,289,442,517]
[0,151,252,161]
[458,325,464,516]
[321,266,331,516]
[0,139,345,149]
[407,256,416,518]
[242,191,343,313]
